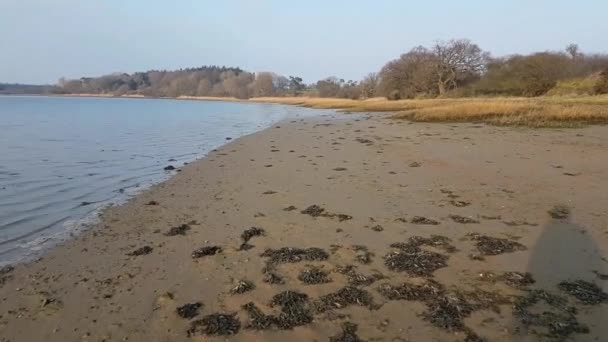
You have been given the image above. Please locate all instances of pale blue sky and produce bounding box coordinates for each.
[1,0,606,84]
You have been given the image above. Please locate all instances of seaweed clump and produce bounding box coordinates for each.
[188,313,241,336]
[239,227,265,250]
[548,205,570,219]
[230,280,255,295]
[336,265,385,287]
[176,302,203,319]
[330,322,363,342]
[467,233,526,256]
[301,205,353,221]
[558,280,608,305]
[192,246,222,258]
[164,224,190,236]
[514,290,589,339]
[411,216,440,225]
[384,238,452,276]
[314,286,379,313]
[449,215,479,224]
[478,271,535,288]
[270,290,314,329]
[298,266,332,285]
[379,280,509,339]
[126,246,153,256]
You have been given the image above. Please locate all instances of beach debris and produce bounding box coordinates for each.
[264,164,273,167]
[230,280,255,295]
[314,286,379,312]
[126,246,153,256]
[333,167,348,171]
[449,215,479,224]
[192,246,222,258]
[466,233,526,256]
[145,200,159,205]
[478,271,535,288]
[370,225,384,232]
[270,290,314,329]
[283,205,297,211]
[225,137,232,140]
[558,280,608,305]
[188,313,240,336]
[262,190,277,194]
[352,245,374,264]
[241,227,265,243]
[176,302,203,319]
[450,200,471,207]
[164,165,176,171]
[409,162,421,167]
[164,224,191,236]
[513,290,589,339]
[330,322,362,342]
[242,302,275,330]
[298,266,332,285]
[548,205,570,219]
[411,216,440,225]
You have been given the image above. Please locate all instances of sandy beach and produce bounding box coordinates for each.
[1,112,607,341]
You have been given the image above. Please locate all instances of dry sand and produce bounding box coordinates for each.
[1,112,607,342]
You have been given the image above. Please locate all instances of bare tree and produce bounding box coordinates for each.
[360,72,379,98]
[566,43,580,60]
[252,72,274,97]
[433,39,488,95]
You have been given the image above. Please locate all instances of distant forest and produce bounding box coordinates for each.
[0,83,61,95]
[6,40,608,99]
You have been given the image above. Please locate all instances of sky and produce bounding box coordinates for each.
[1,0,607,85]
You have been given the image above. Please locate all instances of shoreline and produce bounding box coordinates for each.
[4,92,608,128]
[1,112,607,341]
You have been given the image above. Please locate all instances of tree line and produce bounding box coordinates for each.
[56,40,608,99]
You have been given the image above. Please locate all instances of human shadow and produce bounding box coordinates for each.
[512,215,608,340]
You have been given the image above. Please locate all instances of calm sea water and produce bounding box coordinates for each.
[0,96,325,265]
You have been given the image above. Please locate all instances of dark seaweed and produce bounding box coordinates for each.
[558,280,608,305]
[330,322,362,342]
[314,286,378,312]
[230,280,255,295]
[467,233,526,256]
[164,224,191,236]
[411,216,439,225]
[450,215,479,224]
[188,313,241,336]
[126,246,152,256]
[298,267,331,285]
[191,246,222,258]
[176,302,202,319]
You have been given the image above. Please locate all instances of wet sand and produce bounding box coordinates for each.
[1,112,607,341]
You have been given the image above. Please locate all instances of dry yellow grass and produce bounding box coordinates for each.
[252,96,608,127]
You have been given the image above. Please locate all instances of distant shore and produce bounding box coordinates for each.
[1,111,606,341]
[6,92,608,128]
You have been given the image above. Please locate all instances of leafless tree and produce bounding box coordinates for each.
[432,39,489,95]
